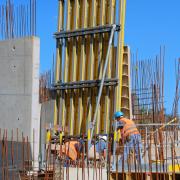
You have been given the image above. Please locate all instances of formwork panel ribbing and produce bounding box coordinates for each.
[54,0,130,135]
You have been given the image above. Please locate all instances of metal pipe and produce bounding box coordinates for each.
[88,24,116,149]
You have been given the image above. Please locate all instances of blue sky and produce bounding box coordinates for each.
[125,0,180,114]
[36,1,57,72]
[5,0,179,114]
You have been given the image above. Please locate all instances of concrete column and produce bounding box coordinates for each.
[0,36,40,169]
[30,37,40,169]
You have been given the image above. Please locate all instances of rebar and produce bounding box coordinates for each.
[0,0,36,40]
[131,47,165,124]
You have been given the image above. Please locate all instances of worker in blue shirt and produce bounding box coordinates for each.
[95,136,107,158]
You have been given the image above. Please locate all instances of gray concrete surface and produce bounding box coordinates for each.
[0,37,40,138]
[0,37,40,168]
[39,100,55,164]
[54,167,107,180]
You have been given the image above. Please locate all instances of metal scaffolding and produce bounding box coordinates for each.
[53,0,130,137]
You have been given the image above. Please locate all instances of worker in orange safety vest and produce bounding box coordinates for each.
[114,111,144,164]
[60,139,83,166]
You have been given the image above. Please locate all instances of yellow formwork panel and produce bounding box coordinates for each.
[54,0,130,135]
[54,0,63,126]
[121,46,132,119]
[115,0,126,110]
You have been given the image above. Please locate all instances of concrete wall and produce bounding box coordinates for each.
[0,37,40,167]
[40,100,55,164]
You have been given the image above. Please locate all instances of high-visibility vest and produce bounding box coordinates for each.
[119,118,139,138]
[62,141,79,161]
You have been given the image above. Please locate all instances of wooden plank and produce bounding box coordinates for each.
[81,0,88,133]
[115,0,126,112]
[123,10,131,116]
[94,37,101,134]
[121,46,131,118]
[54,0,63,126]
[82,15,89,133]
[105,0,113,133]
[90,0,99,134]
[85,0,96,137]
[69,0,79,135]
[110,2,117,133]
[99,0,109,133]
[78,0,88,134]
[97,0,105,133]
[109,50,116,134]
[74,0,80,135]
[59,0,71,130]
[98,34,105,133]
[83,0,90,134]
[64,0,72,133]
[54,0,130,136]
[66,3,73,134]
[119,0,126,109]
[85,36,92,137]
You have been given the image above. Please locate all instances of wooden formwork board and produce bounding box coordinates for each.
[54,0,130,135]
[121,46,132,119]
[110,172,180,180]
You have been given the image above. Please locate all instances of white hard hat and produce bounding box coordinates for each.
[99,135,107,141]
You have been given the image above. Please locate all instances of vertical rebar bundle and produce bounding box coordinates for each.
[39,56,55,103]
[0,124,180,179]
[172,58,180,119]
[0,0,36,40]
[39,70,53,103]
[131,48,165,124]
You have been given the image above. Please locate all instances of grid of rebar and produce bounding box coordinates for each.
[1,124,180,180]
[131,48,165,124]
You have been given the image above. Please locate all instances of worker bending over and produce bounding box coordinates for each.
[88,135,107,160]
[60,139,83,165]
[114,111,144,164]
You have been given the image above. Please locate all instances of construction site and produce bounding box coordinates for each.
[0,0,180,179]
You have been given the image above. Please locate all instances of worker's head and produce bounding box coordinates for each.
[99,135,107,142]
[114,111,124,120]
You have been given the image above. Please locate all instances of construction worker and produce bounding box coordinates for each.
[96,135,107,158]
[88,135,107,160]
[114,111,144,164]
[60,139,83,165]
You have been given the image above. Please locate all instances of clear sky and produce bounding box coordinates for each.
[125,0,180,114]
[4,0,179,114]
